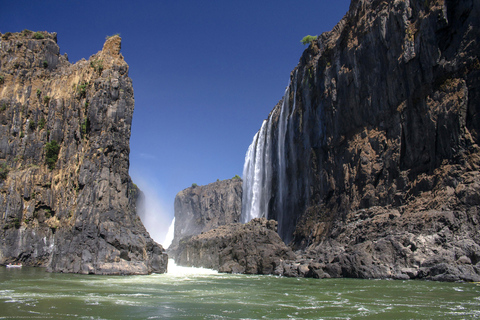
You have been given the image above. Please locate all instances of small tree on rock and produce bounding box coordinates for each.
[45,140,60,170]
[301,35,318,46]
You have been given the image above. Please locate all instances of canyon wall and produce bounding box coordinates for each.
[170,178,242,254]
[242,0,480,281]
[0,31,167,274]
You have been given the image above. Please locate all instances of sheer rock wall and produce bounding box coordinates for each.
[170,178,242,256]
[242,0,480,281]
[0,31,167,274]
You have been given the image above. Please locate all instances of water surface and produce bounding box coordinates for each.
[1,262,479,319]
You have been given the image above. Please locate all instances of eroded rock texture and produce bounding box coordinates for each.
[241,0,480,281]
[170,178,242,255]
[0,31,167,274]
[174,218,295,274]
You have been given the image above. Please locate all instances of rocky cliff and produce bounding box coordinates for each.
[174,218,295,274]
[241,0,480,281]
[0,31,167,274]
[170,178,242,255]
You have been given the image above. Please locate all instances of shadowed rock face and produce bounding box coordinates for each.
[244,0,480,243]
[236,0,480,281]
[170,178,242,251]
[0,31,167,274]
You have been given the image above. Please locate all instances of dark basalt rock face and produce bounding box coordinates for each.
[174,218,296,274]
[169,178,242,255]
[240,0,480,281]
[0,31,167,274]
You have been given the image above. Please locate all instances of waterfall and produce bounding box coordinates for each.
[276,88,289,228]
[163,217,175,249]
[241,71,301,242]
[241,120,272,223]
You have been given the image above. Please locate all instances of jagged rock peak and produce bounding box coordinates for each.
[102,35,122,57]
[1,30,57,42]
[0,31,167,275]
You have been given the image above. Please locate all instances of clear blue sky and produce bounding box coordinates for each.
[2,0,351,245]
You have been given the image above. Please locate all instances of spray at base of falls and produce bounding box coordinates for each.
[167,259,218,276]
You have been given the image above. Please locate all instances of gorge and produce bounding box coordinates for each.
[1,0,480,283]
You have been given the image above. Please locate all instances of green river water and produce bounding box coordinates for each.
[1,261,479,319]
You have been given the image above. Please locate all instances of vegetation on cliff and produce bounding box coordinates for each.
[0,31,167,274]
[300,35,317,45]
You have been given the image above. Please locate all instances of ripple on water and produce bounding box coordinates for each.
[1,267,480,319]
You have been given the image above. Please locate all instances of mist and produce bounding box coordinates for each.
[134,178,173,248]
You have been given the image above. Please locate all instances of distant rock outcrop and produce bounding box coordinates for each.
[169,178,242,254]
[174,218,296,274]
[0,31,167,274]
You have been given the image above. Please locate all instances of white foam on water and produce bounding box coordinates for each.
[167,259,217,276]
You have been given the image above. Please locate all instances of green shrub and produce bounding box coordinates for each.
[76,82,88,99]
[33,32,44,40]
[13,218,20,229]
[0,75,4,84]
[43,96,51,104]
[90,59,104,75]
[42,60,48,68]
[29,120,36,131]
[232,175,241,180]
[191,183,198,188]
[0,162,9,181]
[38,116,46,130]
[36,89,42,98]
[1,103,6,112]
[81,117,90,136]
[45,140,60,170]
[301,35,318,46]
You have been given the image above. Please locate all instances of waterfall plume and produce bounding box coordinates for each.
[241,71,305,243]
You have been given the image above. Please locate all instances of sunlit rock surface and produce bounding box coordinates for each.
[0,31,167,274]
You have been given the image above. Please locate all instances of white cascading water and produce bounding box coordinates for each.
[241,71,299,241]
[241,120,270,223]
[276,88,289,223]
[163,217,175,249]
[241,132,258,222]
